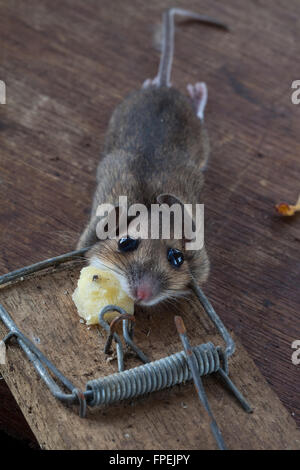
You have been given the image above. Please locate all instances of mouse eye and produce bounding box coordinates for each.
[118,236,140,252]
[167,248,184,267]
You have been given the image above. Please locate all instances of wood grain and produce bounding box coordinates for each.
[0,264,299,450]
[0,0,300,445]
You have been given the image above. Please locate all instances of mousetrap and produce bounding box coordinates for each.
[0,249,299,450]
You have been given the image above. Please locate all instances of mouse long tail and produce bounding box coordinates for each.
[156,8,228,87]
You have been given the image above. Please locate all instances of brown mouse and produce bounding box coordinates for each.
[77,8,228,307]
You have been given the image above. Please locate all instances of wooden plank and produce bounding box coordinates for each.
[0,0,300,440]
[0,264,299,450]
[0,379,37,443]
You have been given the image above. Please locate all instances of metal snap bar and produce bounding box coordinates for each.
[0,248,252,439]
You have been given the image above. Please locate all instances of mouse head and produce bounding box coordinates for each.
[88,194,209,307]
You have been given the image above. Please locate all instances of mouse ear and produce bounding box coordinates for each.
[95,203,119,240]
[96,204,138,240]
[156,193,197,246]
[156,193,181,207]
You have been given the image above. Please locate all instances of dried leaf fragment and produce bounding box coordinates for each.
[275,194,300,216]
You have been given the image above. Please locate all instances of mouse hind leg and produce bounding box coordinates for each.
[142,77,160,89]
[187,82,207,121]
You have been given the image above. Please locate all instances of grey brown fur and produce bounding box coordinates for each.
[77,9,227,305]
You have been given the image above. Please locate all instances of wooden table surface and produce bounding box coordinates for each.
[0,0,299,444]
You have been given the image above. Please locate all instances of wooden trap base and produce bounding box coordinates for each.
[0,263,299,450]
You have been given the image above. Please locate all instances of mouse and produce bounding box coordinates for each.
[77,8,228,307]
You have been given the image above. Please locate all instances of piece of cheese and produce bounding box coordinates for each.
[72,266,134,325]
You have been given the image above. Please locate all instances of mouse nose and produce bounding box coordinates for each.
[136,283,152,301]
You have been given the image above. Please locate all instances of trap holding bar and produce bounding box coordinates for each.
[0,249,252,449]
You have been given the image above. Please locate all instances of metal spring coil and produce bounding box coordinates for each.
[86,342,221,406]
